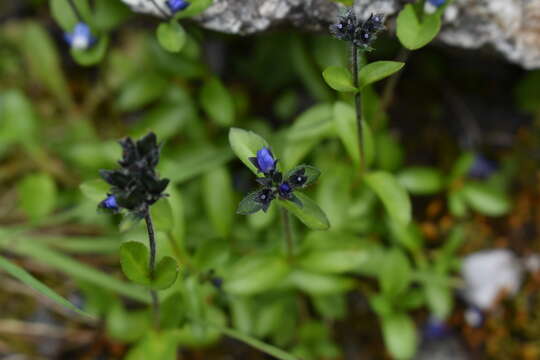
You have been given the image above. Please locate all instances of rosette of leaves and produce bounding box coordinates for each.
[98,132,170,219]
[229,128,330,230]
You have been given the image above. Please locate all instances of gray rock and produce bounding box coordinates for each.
[120,0,540,69]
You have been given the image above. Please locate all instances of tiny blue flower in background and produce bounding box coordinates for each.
[423,316,449,341]
[468,154,497,179]
[166,0,190,13]
[64,22,95,50]
[428,0,446,7]
[250,147,277,175]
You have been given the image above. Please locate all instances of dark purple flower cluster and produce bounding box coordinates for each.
[98,132,169,218]
[237,147,319,215]
[330,9,385,51]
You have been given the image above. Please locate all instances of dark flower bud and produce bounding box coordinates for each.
[329,8,357,42]
[249,147,277,175]
[99,132,169,218]
[166,0,190,13]
[256,188,275,212]
[354,13,385,50]
[288,168,308,188]
[278,182,293,199]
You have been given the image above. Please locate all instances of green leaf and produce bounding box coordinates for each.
[93,0,132,32]
[125,330,179,360]
[120,242,150,286]
[18,173,57,222]
[448,189,468,217]
[116,73,168,112]
[237,190,266,215]
[396,4,441,50]
[157,21,186,53]
[449,152,475,181]
[228,128,269,175]
[225,256,290,295]
[0,90,38,146]
[358,61,405,89]
[287,104,334,141]
[397,167,444,195]
[462,182,510,216]
[375,132,404,172]
[106,302,151,342]
[203,166,234,237]
[288,270,354,295]
[71,36,109,66]
[425,283,452,320]
[0,255,92,318]
[150,198,174,232]
[49,0,80,31]
[381,313,418,360]
[333,101,374,168]
[80,179,110,202]
[322,66,358,92]
[364,171,411,225]
[151,256,179,290]
[200,77,235,126]
[277,192,330,230]
[21,23,71,107]
[379,248,412,298]
[388,221,423,253]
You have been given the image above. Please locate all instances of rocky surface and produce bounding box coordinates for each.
[121,0,540,69]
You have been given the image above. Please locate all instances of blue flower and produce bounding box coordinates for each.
[64,22,95,50]
[250,147,277,174]
[278,182,293,198]
[166,0,190,13]
[100,194,118,211]
[468,154,496,179]
[428,0,445,7]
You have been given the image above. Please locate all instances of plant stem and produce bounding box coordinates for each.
[144,213,160,328]
[280,208,294,260]
[351,43,365,174]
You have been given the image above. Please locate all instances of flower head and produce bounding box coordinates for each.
[468,154,496,180]
[237,148,320,215]
[330,9,385,51]
[166,0,190,13]
[64,22,95,50]
[99,132,169,218]
[249,147,277,175]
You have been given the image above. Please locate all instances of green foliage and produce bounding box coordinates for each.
[364,171,412,225]
[18,173,57,222]
[157,21,187,53]
[200,77,235,126]
[322,66,358,92]
[359,61,405,89]
[397,4,441,50]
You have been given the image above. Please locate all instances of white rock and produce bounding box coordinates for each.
[461,249,523,310]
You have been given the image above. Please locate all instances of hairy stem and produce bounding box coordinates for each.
[144,213,160,328]
[351,43,365,174]
[280,208,294,260]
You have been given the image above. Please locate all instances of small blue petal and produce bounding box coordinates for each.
[101,195,118,210]
[65,22,95,50]
[256,147,276,174]
[166,0,190,13]
[428,0,445,7]
[468,154,496,179]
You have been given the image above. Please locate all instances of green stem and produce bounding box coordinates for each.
[351,43,365,174]
[280,208,294,260]
[144,213,160,328]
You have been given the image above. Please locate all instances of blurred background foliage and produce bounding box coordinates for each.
[0,0,540,359]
